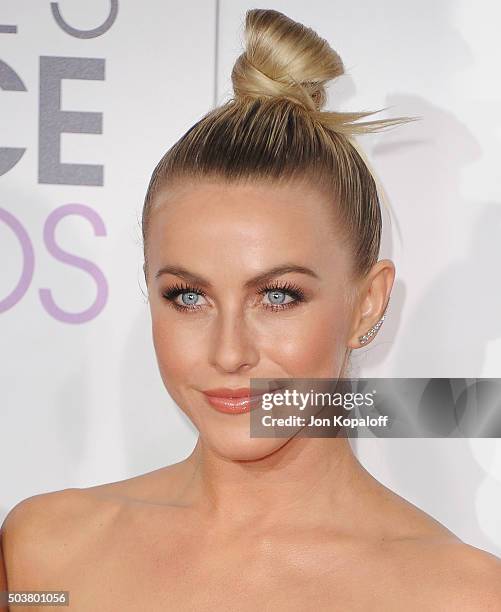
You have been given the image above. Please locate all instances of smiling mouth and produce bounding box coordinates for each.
[202,384,284,414]
[203,393,265,414]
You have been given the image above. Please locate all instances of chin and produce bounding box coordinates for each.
[200,425,292,462]
[173,387,298,462]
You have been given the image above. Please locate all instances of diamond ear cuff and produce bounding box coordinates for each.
[358,314,386,345]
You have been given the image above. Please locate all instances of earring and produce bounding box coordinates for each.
[358,314,386,345]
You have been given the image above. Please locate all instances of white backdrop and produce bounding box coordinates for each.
[1,1,500,556]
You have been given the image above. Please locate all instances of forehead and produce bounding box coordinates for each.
[146,179,349,275]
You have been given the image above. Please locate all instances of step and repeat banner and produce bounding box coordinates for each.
[1,0,501,557]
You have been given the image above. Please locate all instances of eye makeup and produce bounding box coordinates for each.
[161,280,307,314]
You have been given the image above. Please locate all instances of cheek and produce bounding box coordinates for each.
[265,303,348,377]
[151,314,204,387]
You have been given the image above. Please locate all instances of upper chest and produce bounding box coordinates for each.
[42,521,433,612]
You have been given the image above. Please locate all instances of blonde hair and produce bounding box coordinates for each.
[142,8,417,280]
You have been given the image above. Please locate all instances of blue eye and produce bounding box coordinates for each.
[162,284,207,312]
[259,281,305,311]
[180,291,202,306]
[263,289,293,306]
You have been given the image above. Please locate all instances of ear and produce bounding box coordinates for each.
[347,259,395,349]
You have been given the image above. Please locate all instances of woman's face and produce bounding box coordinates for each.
[145,179,357,459]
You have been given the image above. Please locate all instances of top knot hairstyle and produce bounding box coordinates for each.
[142,8,417,280]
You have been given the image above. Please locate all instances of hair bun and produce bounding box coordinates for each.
[231,9,344,112]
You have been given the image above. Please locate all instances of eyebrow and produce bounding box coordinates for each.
[154,263,320,288]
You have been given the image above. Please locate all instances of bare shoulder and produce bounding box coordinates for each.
[1,463,186,587]
[83,461,189,504]
[426,540,501,610]
[368,479,501,609]
[379,516,501,609]
[385,506,501,610]
[1,487,121,588]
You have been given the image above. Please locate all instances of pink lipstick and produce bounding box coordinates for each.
[202,386,277,414]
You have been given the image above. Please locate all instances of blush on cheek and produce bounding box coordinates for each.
[306,302,350,376]
[151,317,206,393]
[270,315,345,379]
[152,322,185,386]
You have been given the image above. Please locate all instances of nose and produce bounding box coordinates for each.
[208,306,259,374]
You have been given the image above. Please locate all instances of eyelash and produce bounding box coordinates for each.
[161,281,306,314]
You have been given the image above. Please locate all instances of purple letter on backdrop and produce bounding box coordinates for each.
[0,208,35,312]
[39,204,108,323]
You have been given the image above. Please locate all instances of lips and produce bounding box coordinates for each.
[202,383,282,414]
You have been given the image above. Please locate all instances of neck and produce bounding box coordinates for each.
[173,435,378,532]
